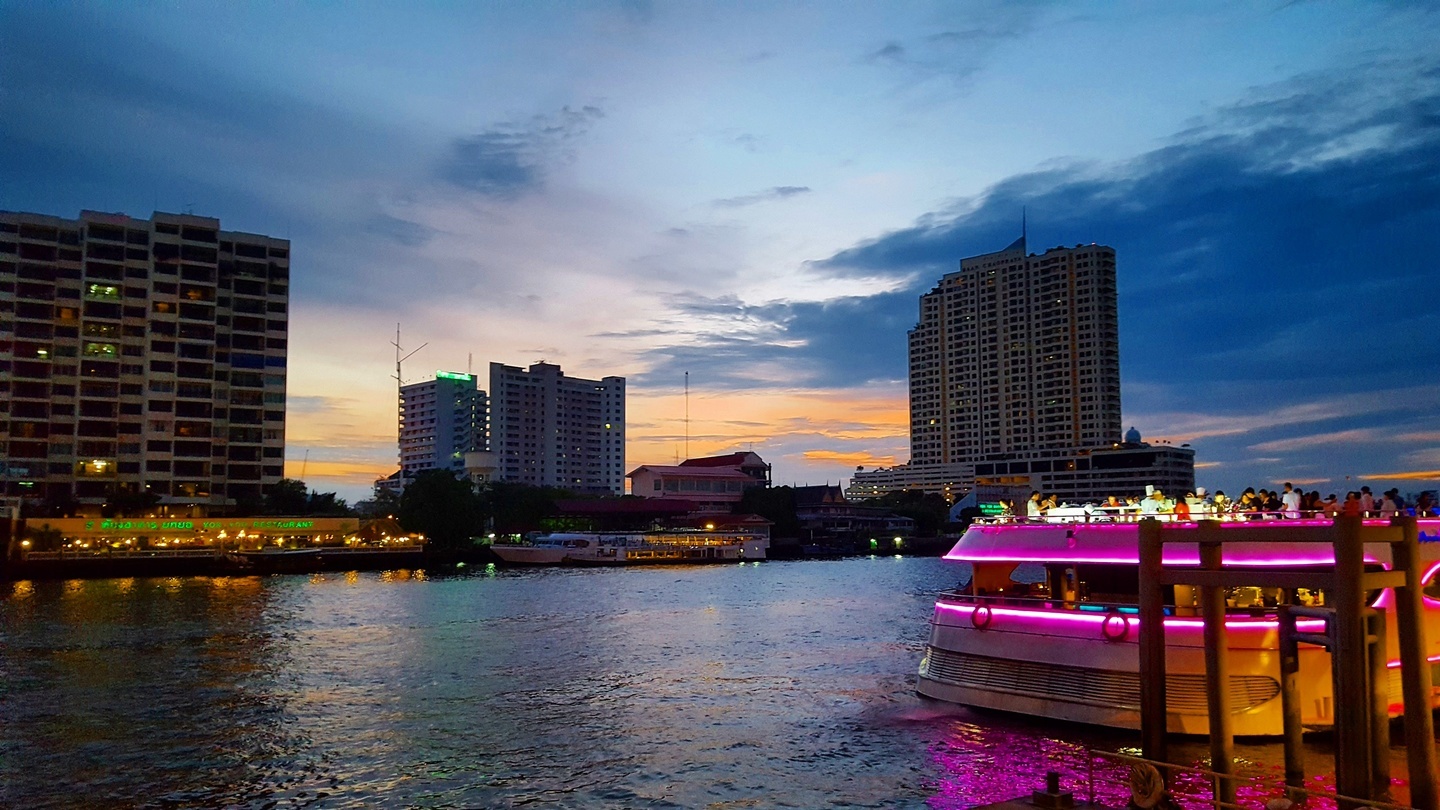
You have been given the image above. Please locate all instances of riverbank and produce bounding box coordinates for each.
[2,545,432,580]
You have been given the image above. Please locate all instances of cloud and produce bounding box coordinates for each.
[438,106,604,198]
[1247,429,1381,454]
[712,186,813,208]
[1359,470,1440,482]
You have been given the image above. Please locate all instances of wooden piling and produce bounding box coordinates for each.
[1366,609,1390,802]
[1137,518,1167,765]
[1277,603,1305,803]
[1332,516,1372,806]
[1198,536,1235,807]
[1392,517,1439,810]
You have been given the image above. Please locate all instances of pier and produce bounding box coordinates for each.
[1137,515,1438,810]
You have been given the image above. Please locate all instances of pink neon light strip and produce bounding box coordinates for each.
[934,601,1328,632]
[1387,654,1440,669]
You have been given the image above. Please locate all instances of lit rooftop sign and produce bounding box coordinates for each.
[436,371,475,381]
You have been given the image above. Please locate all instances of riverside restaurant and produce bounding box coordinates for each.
[15,516,400,553]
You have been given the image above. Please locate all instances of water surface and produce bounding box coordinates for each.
[0,557,1377,808]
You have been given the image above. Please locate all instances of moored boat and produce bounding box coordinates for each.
[917,515,1440,736]
[490,530,768,566]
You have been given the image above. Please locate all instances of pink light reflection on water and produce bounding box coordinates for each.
[921,714,1345,810]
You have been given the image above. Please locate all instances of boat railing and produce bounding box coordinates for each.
[1084,748,1416,810]
[972,509,1373,525]
[935,590,1280,618]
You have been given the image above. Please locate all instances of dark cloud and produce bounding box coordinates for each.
[439,106,604,198]
[712,185,813,208]
[637,56,1440,491]
[366,214,434,247]
[860,4,1039,82]
[866,42,907,63]
[632,292,913,389]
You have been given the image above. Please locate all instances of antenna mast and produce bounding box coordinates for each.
[684,371,690,461]
[391,323,428,470]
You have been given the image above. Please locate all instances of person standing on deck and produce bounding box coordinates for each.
[1281,483,1301,519]
[1360,486,1375,516]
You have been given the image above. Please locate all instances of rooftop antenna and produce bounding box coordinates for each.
[1021,206,1027,253]
[300,449,309,482]
[684,371,690,461]
[392,323,428,470]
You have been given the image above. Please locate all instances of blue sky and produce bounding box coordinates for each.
[3,1,1438,501]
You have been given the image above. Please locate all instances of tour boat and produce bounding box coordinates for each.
[490,530,769,566]
[917,515,1440,736]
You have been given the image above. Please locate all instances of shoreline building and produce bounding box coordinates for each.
[399,371,487,481]
[848,237,1193,503]
[627,451,772,513]
[1,209,289,512]
[489,361,625,495]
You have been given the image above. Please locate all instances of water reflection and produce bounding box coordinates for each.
[0,559,1373,809]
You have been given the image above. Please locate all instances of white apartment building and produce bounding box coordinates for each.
[1,209,289,510]
[488,361,625,495]
[399,371,487,479]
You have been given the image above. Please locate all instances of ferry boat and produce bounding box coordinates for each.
[490,530,768,566]
[916,515,1440,736]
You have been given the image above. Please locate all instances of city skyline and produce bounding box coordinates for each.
[3,2,1438,502]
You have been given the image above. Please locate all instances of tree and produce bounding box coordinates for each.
[738,486,801,538]
[306,491,351,516]
[357,487,402,519]
[483,481,565,536]
[860,489,951,537]
[398,470,485,551]
[263,478,311,515]
[104,486,162,518]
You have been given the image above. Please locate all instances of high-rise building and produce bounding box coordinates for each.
[489,361,624,494]
[851,237,1193,503]
[399,371,487,479]
[1,209,289,511]
[909,237,1121,464]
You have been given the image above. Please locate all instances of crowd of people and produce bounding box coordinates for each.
[998,483,1438,521]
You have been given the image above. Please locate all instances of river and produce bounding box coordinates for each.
[0,556,1388,809]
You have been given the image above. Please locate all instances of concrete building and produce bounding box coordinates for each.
[627,451,771,513]
[910,237,1121,463]
[851,237,1193,503]
[1,209,289,511]
[489,361,625,494]
[399,371,487,480]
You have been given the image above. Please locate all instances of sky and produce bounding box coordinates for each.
[2,1,1438,503]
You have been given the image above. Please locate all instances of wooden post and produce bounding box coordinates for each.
[1392,516,1439,810]
[1277,603,1305,803]
[1137,518,1167,765]
[1366,609,1390,802]
[1332,516,1372,805]
[1199,536,1235,807]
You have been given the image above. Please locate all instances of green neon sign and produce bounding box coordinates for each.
[436,371,474,381]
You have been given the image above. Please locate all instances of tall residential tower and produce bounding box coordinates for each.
[850,237,1193,503]
[399,371,487,479]
[908,238,1121,464]
[1,209,289,511]
[489,361,625,494]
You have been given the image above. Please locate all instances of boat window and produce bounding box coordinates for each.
[1075,563,1139,606]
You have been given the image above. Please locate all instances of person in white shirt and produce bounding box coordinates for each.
[1026,491,1043,519]
[1139,490,1167,516]
[1379,490,1399,519]
[1281,483,1301,519]
[1360,486,1375,516]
